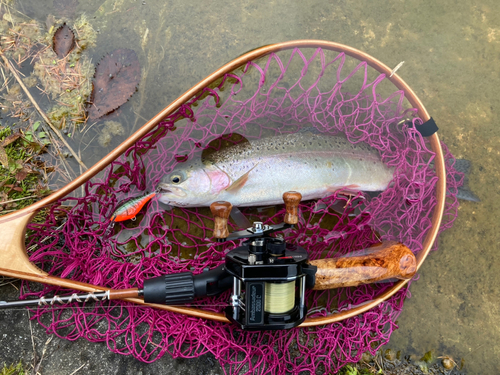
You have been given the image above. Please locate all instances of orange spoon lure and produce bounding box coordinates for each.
[110,192,156,222]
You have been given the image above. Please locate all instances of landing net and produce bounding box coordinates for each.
[24,48,461,374]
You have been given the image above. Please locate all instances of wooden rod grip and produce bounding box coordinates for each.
[309,241,417,290]
[210,201,232,239]
[283,191,302,225]
[109,288,141,300]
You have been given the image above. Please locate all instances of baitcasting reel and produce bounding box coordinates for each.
[143,192,314,330]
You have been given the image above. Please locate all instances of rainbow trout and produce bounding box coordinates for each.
[156,132,394,207]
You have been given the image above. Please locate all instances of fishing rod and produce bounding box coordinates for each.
[0,192,417,331]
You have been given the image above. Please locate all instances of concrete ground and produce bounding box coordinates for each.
[1,0,499,373]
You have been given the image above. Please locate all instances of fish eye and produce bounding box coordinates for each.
[170,175,182,184]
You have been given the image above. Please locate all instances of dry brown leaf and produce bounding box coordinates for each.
[1,132,21,147]
[53,24,75,59]
[15,169,28,181]
[87,49,141,120]
[0,145,8,168]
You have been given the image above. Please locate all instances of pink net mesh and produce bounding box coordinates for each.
[23,48,461,374]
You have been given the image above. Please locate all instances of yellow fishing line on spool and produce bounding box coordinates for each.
[264,281,295,314]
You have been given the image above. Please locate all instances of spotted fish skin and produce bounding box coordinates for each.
[110,192,156,222]
[156,132,394,207]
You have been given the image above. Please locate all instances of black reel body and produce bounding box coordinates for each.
[224,237,313,330]
[143,233,317,330]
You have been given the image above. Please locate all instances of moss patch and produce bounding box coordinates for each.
[0,361,25,375]
[0,126,51,216]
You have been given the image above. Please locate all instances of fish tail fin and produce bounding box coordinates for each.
[453,159,480,202]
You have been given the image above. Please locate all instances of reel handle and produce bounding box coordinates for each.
[309,241,417,290]
[210,201,233,239]
[283,191,302,225]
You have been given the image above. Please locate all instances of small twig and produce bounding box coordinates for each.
[32,336,53,375]
[0,65,9,92]
[0,278,19,289]
[1,76,11,91]
[81,133,99,152]
[133,110,148,123]
[0,195,38,205]
[390,61,405,77]
[26,222,66,252]
[80,118,98,136]
[79,149,84,197]
[69,363,88,375]
[0,52,88,170]
[27,309,38,375]
[43,128,76,179]
[4,0,29,19]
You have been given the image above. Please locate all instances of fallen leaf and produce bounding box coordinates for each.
[1,132,21,147]
[87,49,141,120]
[53,0,79,18]
[0,145,8,168]
[53,23,75,59]
[15,169,28,181]
[13,187,24,192]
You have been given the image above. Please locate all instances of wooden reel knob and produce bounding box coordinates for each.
[210,201,232,239]
[283,191,302,225]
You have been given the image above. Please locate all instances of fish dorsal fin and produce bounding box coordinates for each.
[225,163,259,193]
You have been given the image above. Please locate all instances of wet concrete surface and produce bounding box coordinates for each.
[0,297,222,374]
[1,0,499,373]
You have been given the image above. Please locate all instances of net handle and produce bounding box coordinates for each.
[0,40,446,326]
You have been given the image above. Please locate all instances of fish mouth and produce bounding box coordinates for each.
[156,184,187,198]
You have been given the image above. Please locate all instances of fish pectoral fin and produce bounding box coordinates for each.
[225,163,259,193]
[327,184,361,195]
